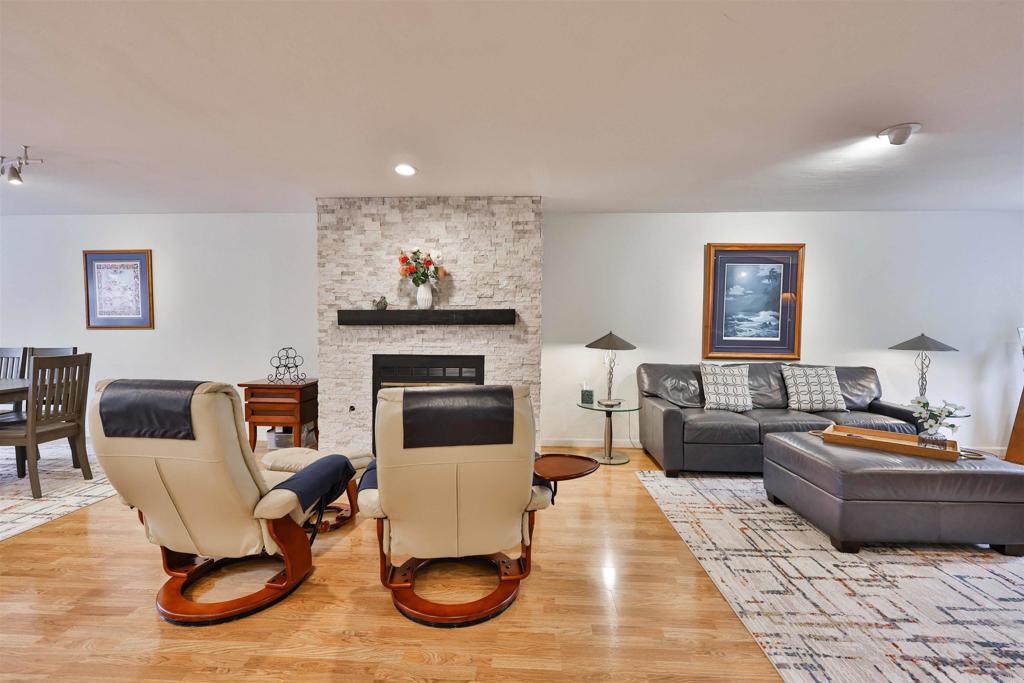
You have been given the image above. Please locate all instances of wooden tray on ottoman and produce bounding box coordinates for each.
[819,424,960,462]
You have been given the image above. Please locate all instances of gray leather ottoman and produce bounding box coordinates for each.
[763,432,1024,555]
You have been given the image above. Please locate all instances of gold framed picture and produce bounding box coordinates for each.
[702,243,804,359]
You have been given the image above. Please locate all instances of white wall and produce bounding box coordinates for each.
[3,209,1021,451]
[542,211,1024,451]
[0,213,317,437]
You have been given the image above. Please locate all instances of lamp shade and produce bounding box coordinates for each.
[586,331,636,351]
[888,333,958,352]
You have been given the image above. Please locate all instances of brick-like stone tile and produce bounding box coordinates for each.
[317,196,542,452]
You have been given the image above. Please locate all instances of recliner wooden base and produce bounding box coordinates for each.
[388,555,524,628]
[317,480,359,532]
[154,516,313,626]
[376,514,535,628]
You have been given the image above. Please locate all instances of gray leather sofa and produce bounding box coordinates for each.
[637,363,919,476]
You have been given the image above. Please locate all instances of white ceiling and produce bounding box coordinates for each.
[1,1,1022,215]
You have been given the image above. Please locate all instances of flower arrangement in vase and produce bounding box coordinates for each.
[910,396,968,448]
[398,249,445,309]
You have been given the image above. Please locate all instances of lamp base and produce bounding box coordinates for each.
[593,451,630,465]
[597,399,622,408]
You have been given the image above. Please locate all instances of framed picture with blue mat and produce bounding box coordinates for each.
[703,243,804,359]
[83,249,154,329]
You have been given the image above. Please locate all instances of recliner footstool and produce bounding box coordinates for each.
[763,432,1024,555]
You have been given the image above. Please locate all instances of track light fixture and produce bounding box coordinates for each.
[0,145,43,185]
[877,123,922,145]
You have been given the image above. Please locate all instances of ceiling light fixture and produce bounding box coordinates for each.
[0,145,43,185]
[394,163,417,177]
[877,123,922,145]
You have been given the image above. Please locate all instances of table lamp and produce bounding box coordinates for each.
[889,333,958,399]
[586,331,636,408]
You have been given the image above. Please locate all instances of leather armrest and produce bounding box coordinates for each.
[869,399,922,433]
[357,488,385,518]
[254,488,305,521]
[639,395,685,472]
[526,484,552,511]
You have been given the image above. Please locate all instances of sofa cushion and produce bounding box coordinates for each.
[764,432,1024,503]
[835,366,884,411]
[743,408,835,441]
[816,410,915,435]
[636,364,703,408]
[749,360,786,409]
[781,365,847,412]
[734,362,788,409]
[700,364,753,412]
[681,409,760,444]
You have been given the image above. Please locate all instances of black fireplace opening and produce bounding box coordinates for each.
[371,354,485,451]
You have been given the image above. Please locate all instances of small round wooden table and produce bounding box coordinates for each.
[534,453,599,496]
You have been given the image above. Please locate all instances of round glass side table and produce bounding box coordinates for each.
[577,401,639,465]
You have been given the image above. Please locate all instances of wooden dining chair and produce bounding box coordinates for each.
[0,353,93,498]
[18,349,76,419]
[27,346,78,358]
[0,347,27,380]
[0,347,28,413]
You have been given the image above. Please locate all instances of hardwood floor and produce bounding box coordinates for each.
[0,446,780,682]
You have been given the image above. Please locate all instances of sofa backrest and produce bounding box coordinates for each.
[726,362,787,409]
[836,366,883,410]
[789,365,883,411]
[637,362,789,409]
[638,362,883,411]
[636,364,703,407]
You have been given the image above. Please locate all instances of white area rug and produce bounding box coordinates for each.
[0,441,114,541]
[637,471,1024,683]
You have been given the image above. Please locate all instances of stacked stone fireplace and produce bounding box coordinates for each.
[317,196,542,452]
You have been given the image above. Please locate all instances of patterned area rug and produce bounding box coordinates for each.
[0,441,114,541]
[637,472,1024,683]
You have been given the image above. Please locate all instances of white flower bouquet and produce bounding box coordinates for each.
[910,396,968,436]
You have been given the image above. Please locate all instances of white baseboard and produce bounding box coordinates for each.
[542,437,643,449]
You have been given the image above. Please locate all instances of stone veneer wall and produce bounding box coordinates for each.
[317,196,542,452]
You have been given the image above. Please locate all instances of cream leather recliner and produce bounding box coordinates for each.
[89,380,358,625]
[359,384,551,626]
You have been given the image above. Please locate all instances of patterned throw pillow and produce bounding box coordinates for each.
[781,365,848,412]
[700,364,753,412]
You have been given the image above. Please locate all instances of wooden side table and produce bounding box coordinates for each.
[534,453,599,497]
[238,379,319,450]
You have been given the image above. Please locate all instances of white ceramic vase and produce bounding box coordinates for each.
[416,282,433,309]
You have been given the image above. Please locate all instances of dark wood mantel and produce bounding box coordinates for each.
[337,309,516,326]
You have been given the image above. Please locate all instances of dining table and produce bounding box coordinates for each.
[0,378,30,403]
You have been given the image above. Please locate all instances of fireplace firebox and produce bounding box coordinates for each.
[371,354,485,450]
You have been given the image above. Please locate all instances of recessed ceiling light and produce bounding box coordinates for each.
[877,123,922,145]
[394,163,417,177]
